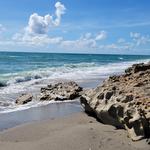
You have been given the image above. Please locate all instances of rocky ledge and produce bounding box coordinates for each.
[80,62,150,141]
[40,81,83,101]
[14,81,82,105]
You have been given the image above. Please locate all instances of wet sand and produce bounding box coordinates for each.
[0,100,82,131]
[0,112,149,150]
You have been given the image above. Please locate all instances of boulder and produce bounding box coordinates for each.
[15,93,33,105]
[80,62,150,141]
[40,81,82,101]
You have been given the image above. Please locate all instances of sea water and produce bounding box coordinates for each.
[0,51,150,113]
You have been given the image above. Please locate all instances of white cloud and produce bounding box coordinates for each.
[130,32,150,46]
[53,1,66,26]
[61,31,107,50]
[26,13,52,34]
[95,31,107,41]
[12,33,63,46]
[11,30,107,49]
[106,32,150,52]
[26,1,66,35]
[10,1,65,46]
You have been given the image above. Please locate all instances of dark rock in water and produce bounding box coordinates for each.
[125,63,150,74]
[15,93,33,105]
[80,62,150,141]
[40,81,83,101]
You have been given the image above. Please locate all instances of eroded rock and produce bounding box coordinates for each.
[80,62,150,141]
[15,93,33,105]
[40,81,82,101]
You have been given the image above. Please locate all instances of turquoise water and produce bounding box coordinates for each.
[0,51,150,113]
[0,52,150,83]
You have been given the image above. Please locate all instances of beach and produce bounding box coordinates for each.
[1,0,150,149]
[0,112,149,150]
[0,52,150,150]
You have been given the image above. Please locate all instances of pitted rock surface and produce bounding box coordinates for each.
[15,93,33,105]
[40,81,82,101]
[80,62,150,141]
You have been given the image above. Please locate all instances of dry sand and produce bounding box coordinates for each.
[0,112,149,150]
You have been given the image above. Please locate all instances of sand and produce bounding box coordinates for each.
[0,112,149,150]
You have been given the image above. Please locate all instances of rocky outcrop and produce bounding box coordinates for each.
[15,93,33,105]
[40,81,82,101]
[80,62,150,141]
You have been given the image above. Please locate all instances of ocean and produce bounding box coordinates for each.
[0,51,150,113]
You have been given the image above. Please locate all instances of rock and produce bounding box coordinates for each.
[40,81,83,101]
[125,63,150,74]
[0,82,7,87]
[80,62,150,141]
[15,93,33,105]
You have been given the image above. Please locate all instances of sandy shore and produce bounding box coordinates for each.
[0,112,149,150]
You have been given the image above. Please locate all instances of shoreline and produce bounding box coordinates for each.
[0,77,104,131]
[0,112,149,150]
[0,62,150,149]
[0,100,83,131]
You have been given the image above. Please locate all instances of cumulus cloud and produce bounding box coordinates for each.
[61,31,107,50]
[26,13,51,34]
[26,1,66,35]
[11,1,65,46]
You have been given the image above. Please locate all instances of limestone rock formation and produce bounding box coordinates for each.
[40,81,82,101]
[80,62,150,141]
[15,93,33,105]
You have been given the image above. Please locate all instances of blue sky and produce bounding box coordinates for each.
[0,0,150,54]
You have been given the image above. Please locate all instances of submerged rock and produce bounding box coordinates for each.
[40,81,83,101]
[15,93,33,105]
[80,62,150,141]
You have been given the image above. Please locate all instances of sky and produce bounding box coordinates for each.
[0,0,150,55]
